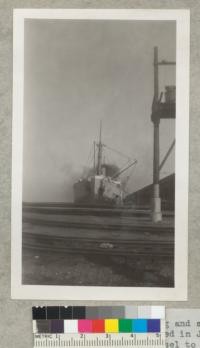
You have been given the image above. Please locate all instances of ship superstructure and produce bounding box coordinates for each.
[73,123,137,205]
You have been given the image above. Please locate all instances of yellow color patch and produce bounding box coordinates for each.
[105,319,119,333]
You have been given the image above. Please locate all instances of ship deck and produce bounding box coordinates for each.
[22,203,174,287]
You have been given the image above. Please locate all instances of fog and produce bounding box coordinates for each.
[23,19,176,202]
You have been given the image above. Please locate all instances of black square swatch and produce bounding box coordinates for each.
[73,306,86,319]
[60,306,73,319]
[47,306,60,319]
[32,307,46,320]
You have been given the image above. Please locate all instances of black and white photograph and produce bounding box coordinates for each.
[11,9,189,300]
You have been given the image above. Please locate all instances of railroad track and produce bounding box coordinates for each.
[23,205,174,218]
[23,217,174,233]
[23,232,174,258]
[22,204,174,258]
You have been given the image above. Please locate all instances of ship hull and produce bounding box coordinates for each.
[73,175,123,206]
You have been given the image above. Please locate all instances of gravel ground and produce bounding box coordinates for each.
[22,247,174,287]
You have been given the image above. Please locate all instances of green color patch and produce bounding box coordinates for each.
[119,319,132,333]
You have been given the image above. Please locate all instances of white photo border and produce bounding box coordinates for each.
[11,9,190,301]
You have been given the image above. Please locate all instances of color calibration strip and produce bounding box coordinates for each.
[32,305,165,320]
[33,318,163,334]
[33,307,165,348]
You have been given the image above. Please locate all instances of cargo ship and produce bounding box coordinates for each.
[73,123,137,206]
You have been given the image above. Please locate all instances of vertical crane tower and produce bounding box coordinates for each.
[151,47,176,222]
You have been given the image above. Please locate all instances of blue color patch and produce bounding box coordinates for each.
[132,319,147,332]
[147,319,160,332]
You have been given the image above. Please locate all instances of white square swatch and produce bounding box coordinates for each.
[64,320,78,333]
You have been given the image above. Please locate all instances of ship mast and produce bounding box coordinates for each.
[97,121,103,175]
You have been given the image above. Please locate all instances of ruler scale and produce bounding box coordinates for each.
[33,333,165,348]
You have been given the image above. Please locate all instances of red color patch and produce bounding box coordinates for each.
[92,320,105,333]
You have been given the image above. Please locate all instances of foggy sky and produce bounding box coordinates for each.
[23,19,176,202]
